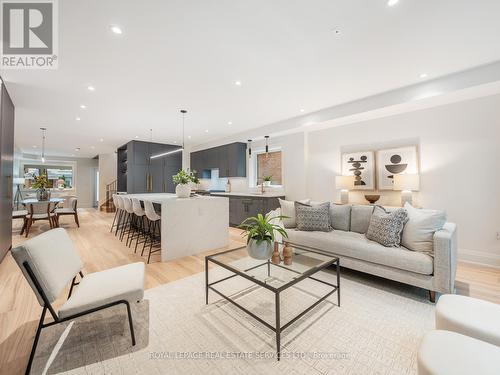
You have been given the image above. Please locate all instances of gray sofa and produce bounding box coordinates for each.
[272,204,457,302]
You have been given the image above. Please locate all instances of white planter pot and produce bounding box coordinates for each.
[175,184,191,198]
[263,181,271,187]
[246,239,273,260]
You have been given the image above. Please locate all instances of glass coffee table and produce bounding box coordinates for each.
[205,241,340,360]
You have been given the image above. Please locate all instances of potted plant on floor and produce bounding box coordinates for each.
[32,174,51,201]
[173,169,198,198]
[239,213,288,260]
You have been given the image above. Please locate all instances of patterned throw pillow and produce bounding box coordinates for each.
[366,206,408,247]
[295,201,332,232]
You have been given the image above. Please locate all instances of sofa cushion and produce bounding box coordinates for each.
[330,204,351,231]
[295,201,332,232]
[366,206,408,247]
[402,202,446,253]
[279,198,310,228]
[350,205,374,234]
[286,229,433,275]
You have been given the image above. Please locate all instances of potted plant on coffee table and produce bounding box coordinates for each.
[172,169,198,198]
[239,213,288,260]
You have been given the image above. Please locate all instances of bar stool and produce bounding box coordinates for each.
[142,200,161,264]
[128,198,146,250]
[110,194,120,233]
[120,196,135,242]
[113,195,125,236]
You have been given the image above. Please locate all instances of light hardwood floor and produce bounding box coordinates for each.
[1,208,499,374]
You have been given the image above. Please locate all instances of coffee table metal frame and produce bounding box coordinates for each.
[205,241,340,360]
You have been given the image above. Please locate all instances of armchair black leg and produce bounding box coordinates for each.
[25,306,47,375]
[124,301,136,346]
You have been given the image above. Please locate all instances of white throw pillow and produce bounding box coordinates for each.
[279,198,310,228]
[402,202,446,253]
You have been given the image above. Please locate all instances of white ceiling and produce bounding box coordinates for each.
[3,0,500,158]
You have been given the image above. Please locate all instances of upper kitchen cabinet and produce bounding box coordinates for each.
[190,142,246,178]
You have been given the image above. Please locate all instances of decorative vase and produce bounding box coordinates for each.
[175,184,191,198]
[36,188,50,201]
[283,244,293,265]
[246,239,274,260]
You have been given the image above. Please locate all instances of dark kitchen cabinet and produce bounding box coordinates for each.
[190,142,247,178]
[117,140,182,194]
[222,194,283,227]
[0,79,15,262]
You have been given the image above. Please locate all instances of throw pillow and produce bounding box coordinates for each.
[279,198,310,228]
[402,202,446,253]
[330,204,352,231]
[295,201,332,232]
[366,206,408,247]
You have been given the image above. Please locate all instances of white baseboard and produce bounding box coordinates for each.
[458,248,500,269]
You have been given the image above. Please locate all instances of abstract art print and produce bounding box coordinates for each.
[341,151,375,190]
[376,146,419,190]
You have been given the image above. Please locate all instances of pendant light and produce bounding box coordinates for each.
[149,111,186,159]
[40,127,47,163]
[247,139,252,158]
[264,135,270,157]
[180,109,187,149]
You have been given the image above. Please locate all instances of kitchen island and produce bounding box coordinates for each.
[124,193,229,261]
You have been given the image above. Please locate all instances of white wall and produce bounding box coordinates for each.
[305,94,500,266]
[98,152,117,206]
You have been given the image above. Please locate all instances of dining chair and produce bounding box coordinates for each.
[55,196,80,227]
[13,209,29,236]
[25,202,58,237]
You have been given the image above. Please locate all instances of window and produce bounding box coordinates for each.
[23,164,74,188]
[256,150,282,186]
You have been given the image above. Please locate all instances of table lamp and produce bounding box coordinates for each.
[335,175,354,204]
[393,173,420,206]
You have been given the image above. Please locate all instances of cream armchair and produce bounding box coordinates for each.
[12,228,145,374]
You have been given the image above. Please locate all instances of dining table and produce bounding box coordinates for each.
[21,198,65,205]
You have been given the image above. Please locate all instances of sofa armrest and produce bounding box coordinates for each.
[433,222,458,294]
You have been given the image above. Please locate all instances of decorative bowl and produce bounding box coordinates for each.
[364,194,380,204]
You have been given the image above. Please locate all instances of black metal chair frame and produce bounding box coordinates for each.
[22,261,136,375]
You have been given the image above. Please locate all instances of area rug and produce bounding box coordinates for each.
[31,264,435,375]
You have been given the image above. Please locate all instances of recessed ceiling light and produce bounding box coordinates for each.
[188,135,192,139]
[205,129,209,133]
[75,147,81,151]
[173,140,177,144]
[80,104,86,109]
[75,117,81,121]
[419,73,428,79]
[87,85,95,91]
[227,121,233,125]
[110,25,122,35]
[134,135,139,139]
[387,0,399,6]
[300,109,305,113]
[99,138,104,142]
[90,146,95,149]
[234,81,242,86]
[32,145,37,148]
